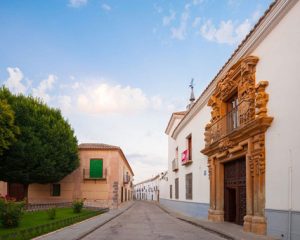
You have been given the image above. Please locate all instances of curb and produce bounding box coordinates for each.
[156,203,277,240]
[156,203,233,240]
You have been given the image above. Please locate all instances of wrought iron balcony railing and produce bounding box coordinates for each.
[123,175,130,184]
[207,100,254,144]
[83,168,107,180]
[172,158,179,171]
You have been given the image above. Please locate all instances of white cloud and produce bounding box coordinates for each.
[4,67,27,94]
[32,74,57,103]
[101,3,111,12]
[200,19,251,45]
[71,82,80,89]
[68,0,87,8]
[162,10,176,27]
[192,0,203,5]
[192,17,201,28]
[171,5,190,40]
[154,4,163,14]
[76,83,150,114]
[58,95,72,112]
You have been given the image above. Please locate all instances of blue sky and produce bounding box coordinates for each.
[0,0,273,182]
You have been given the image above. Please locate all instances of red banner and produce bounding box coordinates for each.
[181,149,188,164]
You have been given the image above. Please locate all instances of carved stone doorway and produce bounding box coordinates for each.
[224,157,246,225]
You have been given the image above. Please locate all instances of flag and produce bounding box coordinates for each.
[182,149,188,163]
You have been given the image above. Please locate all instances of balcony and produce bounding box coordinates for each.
[123,175,130,184]
[181,159,192,166]
[172,158,179,171]
[83,168,107,180]
[206,100,253,145]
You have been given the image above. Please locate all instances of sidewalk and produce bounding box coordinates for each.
[34,201,135,240]
[157,203,278,240]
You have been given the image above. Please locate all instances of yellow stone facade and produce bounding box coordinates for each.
[201,56,273,235]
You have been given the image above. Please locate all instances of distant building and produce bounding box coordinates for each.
[162,0,300,239]
[134,175,160,201]
[0,143,134,209]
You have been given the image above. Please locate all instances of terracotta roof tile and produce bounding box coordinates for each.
[78,143,134,176]
[78,143,120,150]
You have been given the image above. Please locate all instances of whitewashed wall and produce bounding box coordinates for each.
[134,177,160,201]
[167,105,211,204]
[158,172,169,199]
[252,0,300,212]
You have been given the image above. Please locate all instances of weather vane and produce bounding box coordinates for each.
[189,78,194,89]
[189,78,195,103]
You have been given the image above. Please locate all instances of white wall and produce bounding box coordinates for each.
[167,105,211,204]
[158,172,169,199]
[134,177,160,201]
[251,0,300,211]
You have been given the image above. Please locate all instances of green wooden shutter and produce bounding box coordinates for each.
[90,159,103,178]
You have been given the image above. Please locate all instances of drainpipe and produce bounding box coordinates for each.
[287,149,293,240]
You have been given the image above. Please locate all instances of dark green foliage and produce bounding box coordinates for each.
[0,98,19,155]
[0,87,79,188]
[0,197,24,228]
[46,207,56,220]
[72,199,84,213]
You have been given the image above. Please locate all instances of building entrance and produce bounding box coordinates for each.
[8,183,25,201]
[224,157,246,225]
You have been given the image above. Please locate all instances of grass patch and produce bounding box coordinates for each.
[0,208,104,240]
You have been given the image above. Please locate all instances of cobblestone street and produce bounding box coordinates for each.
[81,201,225,240]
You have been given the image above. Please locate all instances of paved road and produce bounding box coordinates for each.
[81,201,225,240]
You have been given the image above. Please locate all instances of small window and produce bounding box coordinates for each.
[175,147,178,160]
[186,173,193,200]
[170,185,172,199]
[175,178,179,199]
[52,184,60,196]
[187,134,192,160]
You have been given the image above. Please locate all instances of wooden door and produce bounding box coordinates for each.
[8,183,25,201]
[224,157,246,225]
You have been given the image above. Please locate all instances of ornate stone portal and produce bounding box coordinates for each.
[201,56,273,235]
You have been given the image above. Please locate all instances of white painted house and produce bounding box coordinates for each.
[161,0,300,239]
[134,175,160,201]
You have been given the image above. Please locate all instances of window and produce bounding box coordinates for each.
[89,159,103,178]
[175,147,178,160]
[170,185,172,199]
[227,93,239,132]
[52,184,60,196]
[187,134,192,160]
[175,178,179,199]
[186,173,193,200]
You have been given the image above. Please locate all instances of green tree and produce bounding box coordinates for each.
[0,87,79,199]
[0,98,19,155]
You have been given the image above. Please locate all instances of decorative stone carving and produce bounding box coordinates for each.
[207,158,213,179]
[204,123,212,147]
[208,96,221,123]
[255,81,269,117]
[218,138,234,152]
[201,55,273,236]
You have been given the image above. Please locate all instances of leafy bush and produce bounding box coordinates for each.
[72,199,84,213]
[0,196,24,228]
[47,207,56,220]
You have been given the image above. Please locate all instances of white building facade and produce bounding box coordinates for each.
[161,0,300,239]
[134,175,160,201]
